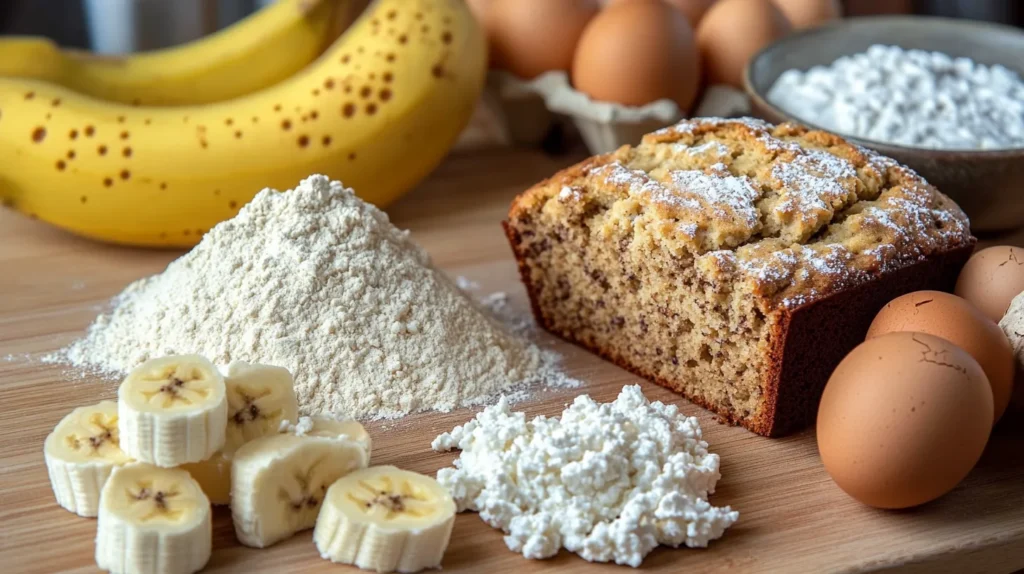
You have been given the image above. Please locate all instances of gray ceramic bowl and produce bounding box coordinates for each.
[744,16,1024,231]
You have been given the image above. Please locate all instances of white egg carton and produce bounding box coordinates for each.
[486,70,750,153]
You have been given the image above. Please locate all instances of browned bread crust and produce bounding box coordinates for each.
[503,118,976,437]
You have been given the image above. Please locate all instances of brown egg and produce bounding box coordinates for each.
[488,0,600,79]
[955,245,1024,323]
[572,0,701,109]
[867,290,1015,422]
[817,332,992,509]
[607,0,718,26]
[696,0,792,88]
[772,0,841,29]
[466,0,499,65]
[466,0,491,25]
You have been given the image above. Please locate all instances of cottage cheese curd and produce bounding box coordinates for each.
[432,385,738,567]
[767,45,1024,150]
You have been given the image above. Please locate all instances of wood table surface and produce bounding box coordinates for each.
[1,147,1023,574]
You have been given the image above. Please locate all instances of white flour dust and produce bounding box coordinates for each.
[53,175,574,419]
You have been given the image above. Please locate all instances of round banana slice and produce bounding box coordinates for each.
[314,465,456,573]
[43,400,133,517]
[223,362,299,454]
[118,355,228,467]
[180,451,232,506]
[95,463,211,574]
[230,418,371,548]
[282,416,373,455]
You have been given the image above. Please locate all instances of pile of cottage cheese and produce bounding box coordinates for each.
[767,44,1024,150]
[432,385,738,567]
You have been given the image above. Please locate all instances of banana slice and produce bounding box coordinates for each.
[177,362,298,505]
[314,466,456,573]
[118,355,228,467]
[43,401,134,517]
[281,416,373,454]
[95,463,211,574]
[231,417,371,548]
[223,362,299,454]
[180,451,232,506]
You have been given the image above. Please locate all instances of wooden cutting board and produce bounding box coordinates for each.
[2,148,1023,574]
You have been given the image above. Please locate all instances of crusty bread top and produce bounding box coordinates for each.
[508,118,974,310]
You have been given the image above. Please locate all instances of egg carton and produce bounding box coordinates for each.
[486,70,751,154]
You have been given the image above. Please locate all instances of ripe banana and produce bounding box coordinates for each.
[179,451,233,506]
[43,400,133,517]
[95,463,211,574]
[231,416,371,548]
[118,355,228,467]
[223,361,300,454]
[0,0,354,106]
[0,0,487,247]
[313,465,456,573]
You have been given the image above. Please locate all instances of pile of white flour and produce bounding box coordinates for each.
[58,175,570,419]
[767,44,1024,150]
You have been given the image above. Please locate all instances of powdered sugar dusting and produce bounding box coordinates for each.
[772,149,857,202]
[730,244,867,308]
[547,117,973,307]
[674,140,731,161]
[729,188,971,307]
[599,162,701,214]
[653,116,772,138]
[558,186,583,202]
[767,150,856,237]
[669,169,760,231]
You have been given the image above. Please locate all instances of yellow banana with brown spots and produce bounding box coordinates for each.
[0,0,486,247]
[0,0,355,106]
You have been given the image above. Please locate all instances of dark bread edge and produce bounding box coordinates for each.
[504,217,976,438]
[759,241,976,437]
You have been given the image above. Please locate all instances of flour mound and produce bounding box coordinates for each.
[62,175,561,419]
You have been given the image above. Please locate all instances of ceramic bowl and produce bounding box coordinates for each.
[744,16,1024,231]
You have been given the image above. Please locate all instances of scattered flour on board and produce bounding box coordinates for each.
[51,175,576,419]
[455,276,480,291]
[477,291,538,339]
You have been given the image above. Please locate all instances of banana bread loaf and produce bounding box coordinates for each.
[504,118,976,437]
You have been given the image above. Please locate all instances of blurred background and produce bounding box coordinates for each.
[0,0,1020,54]
[0,0,365,53]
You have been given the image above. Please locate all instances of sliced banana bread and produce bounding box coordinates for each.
[504,118,975,436]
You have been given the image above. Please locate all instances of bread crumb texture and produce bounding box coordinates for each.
[506,118,973,433]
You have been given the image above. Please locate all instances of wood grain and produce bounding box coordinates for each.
[1,148,1023,574]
